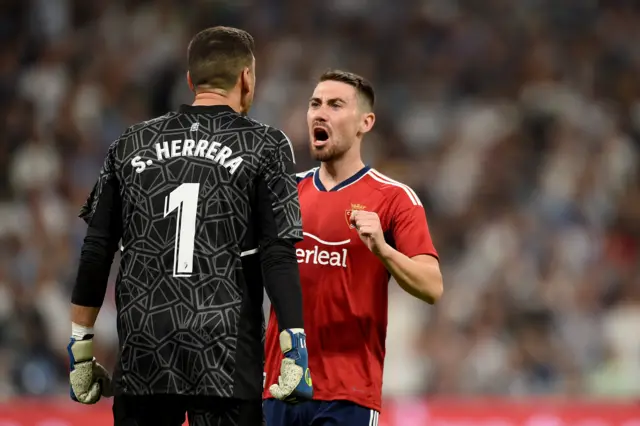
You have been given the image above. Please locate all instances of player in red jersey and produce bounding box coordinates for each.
[263,70,443,425]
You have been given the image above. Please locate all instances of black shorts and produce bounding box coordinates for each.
[113,395,264,426]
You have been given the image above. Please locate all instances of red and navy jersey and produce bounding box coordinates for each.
[263,165,438,412]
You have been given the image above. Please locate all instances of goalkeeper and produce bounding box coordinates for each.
[68,26,312,426]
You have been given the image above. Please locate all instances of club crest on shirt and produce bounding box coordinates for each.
[345,203,366,229]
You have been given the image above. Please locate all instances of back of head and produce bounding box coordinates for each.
[187,26,255,94]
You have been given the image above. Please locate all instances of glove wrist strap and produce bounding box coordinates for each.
[71,322,94,341]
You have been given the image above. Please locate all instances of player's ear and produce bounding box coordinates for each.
[359,112,375,134]
[187,71,195,93]
[240,67,251,94]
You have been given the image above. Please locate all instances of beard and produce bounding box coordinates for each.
[310,141,347,162]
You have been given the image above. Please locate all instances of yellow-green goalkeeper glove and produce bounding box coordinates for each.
[67,336,113,404]
[268,328,313,402]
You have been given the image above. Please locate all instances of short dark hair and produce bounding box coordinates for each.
[187,26,255,91]
[319,70,375,110]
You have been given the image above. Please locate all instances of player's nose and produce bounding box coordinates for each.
[310,108,329,122]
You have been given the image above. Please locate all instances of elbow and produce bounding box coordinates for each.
[421,266,443,305]
[426,274,443,304]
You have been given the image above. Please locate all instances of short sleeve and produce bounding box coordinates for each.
[390,190,438,260]
[254,128,303,242]
[79,141,120,226]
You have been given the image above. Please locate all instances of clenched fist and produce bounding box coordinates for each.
[349,210,388,255]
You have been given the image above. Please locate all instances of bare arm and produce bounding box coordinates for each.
[350,188,442,304]
[71,304,101,328]
[377,248,443,304]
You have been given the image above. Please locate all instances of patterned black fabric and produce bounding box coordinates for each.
[81,104,302,398]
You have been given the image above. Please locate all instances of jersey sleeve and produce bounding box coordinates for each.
[72,140,123,308]
[79,140,122,231]
[390,189,438,260]
[254,128,303,243]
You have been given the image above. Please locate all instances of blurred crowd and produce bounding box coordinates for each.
[1,0,639,400]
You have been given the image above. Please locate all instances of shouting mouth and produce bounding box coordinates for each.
[312,126,330,147]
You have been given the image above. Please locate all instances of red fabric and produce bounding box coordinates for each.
[264,169,437,412]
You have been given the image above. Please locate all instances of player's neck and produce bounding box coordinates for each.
[319,155,365,189]
[192,92,242,113]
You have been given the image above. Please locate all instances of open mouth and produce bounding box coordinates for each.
[313,127,329,143]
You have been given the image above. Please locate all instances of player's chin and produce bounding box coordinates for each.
[310,144,335,162]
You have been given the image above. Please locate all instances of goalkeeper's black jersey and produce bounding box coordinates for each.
[80,104,302,399]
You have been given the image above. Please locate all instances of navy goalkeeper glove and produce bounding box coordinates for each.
[269,328,313,402]
[67,336,113,404]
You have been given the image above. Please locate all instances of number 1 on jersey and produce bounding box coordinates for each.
[164,183,199,277]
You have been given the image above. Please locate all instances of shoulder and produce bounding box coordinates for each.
[365,168,422,207]
[123,112,177,136]
[260,124,293,148]
[103,114,163,161]
[258,124,296,163]
[295,167,317,185]
[233,117,286,143]
[114,113,178,155]
[224,115,273,136]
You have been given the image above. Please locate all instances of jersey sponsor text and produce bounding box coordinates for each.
[296,246,347,267]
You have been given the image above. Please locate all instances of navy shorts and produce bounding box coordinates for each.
[263,399,379,426]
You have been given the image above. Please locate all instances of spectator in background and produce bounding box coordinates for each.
[0,0,638,399]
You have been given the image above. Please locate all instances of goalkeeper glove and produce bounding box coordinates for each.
[67,335,113,404]
[269,328,313,402]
